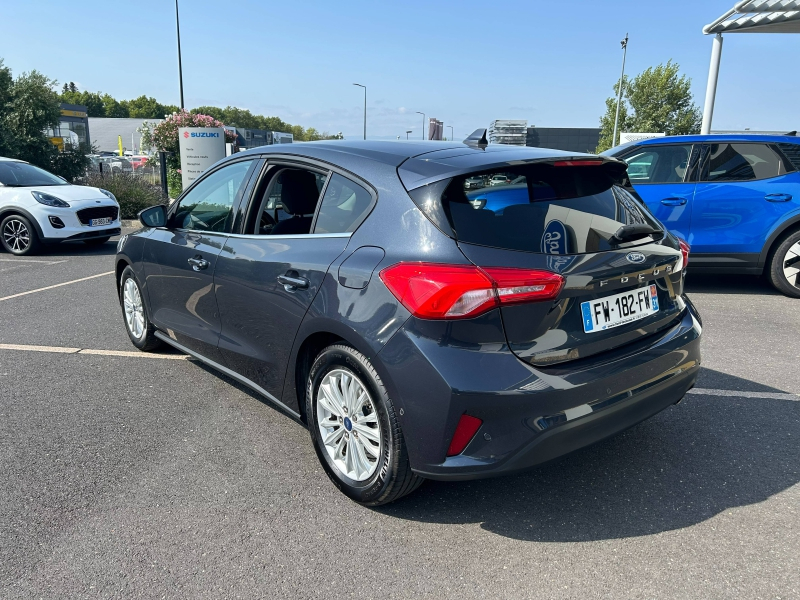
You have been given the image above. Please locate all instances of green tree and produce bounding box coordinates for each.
[102,93,129,118]
[60,87,106,117]
[121,95,177,119]
[596,60,701,153]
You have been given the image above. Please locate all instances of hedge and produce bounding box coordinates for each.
[79,173,168,219]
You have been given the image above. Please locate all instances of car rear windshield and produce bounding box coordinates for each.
[0,161,67,187]
[408,162,662,254]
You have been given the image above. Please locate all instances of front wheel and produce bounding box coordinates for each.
[767,230,800,298]
[1,214,40,256]
[307,344,423,506]
[119,266,162,351]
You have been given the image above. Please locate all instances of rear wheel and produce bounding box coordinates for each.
[84,236,111,246]
[1,214,40,256]
[119,266,162,351]
[767,230,800,298]
[306,343,423,506]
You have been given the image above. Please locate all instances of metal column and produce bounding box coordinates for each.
[701,34,724,135]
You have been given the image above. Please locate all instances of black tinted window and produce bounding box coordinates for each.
[703,143,788,182]
[313,173,372,234]
[623,145,692,184]
[0,161,67,186]
[411,164,661,255]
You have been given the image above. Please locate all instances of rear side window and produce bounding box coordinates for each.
[410,163,661,255]
[622,145,692,184]
[313,173,373,234]
[701,143,789,182]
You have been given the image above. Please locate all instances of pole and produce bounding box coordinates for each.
[448,125,454,141]
[175,0,185,110]
[159,151,169,198]
[701,34,724,135]
[612,33,628,149]
[416,112,425,140]
[406,130,412,139]
[353,84,366,140]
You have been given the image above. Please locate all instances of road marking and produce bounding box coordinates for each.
[0,343,188,360]
[0,258,69,265]
[0,271,113,302]
[687,388,799,401]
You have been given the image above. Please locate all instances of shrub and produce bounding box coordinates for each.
[80,173,168,219]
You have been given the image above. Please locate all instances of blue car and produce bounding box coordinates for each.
[602,134,800,297]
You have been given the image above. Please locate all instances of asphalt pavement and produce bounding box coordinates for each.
[0,232,797,599]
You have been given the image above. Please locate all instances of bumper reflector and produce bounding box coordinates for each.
[447,414,483,456]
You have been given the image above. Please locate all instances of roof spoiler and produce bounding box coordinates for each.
[463,128,488,149]
[785,130,797,137]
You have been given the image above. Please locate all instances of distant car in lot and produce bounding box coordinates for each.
[115,137,700,505]
[463,175,485,189]
[489,173,511,186]
[128,156,150,170]
[604,134,800,297]
[0,157,121,255]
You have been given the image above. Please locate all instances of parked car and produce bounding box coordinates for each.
[0,157,121,255]
[603,134,800,297]
[128,156,150,170]
[116,138,701,505]
[463,175,485,190]
[489,173,511,186]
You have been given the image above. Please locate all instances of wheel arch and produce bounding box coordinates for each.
[115,257,132,293]
[0,207,46,240]
[760,213,800,271]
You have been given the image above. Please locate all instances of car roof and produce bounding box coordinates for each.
[603,133,800,155]
[0,157,26,163]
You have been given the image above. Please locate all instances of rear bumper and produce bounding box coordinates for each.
[376,301,701,481]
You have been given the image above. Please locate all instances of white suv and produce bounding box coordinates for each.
[0,157,121,255]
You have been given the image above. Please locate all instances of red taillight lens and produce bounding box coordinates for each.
[552,160,604,167]
[447,414,483,456]
[678,239,690,271]
[379,263,565,320]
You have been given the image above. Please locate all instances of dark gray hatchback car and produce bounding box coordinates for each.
[116,135,702,505]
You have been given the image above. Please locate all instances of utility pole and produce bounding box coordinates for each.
[416,112,425,140]
[611,33,628,149]
[353,84,366,140]
[406,130,412,139]
[175,0,185,109]
[447,125,454,141]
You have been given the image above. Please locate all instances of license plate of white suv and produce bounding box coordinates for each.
[90,217,112,226]
[581,285,659,333]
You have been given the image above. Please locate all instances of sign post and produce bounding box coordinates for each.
[178,127,225,190]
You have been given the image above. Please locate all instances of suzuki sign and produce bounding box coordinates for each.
[178,127,226,189]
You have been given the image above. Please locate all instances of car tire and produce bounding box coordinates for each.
[119,266,162,351]
[1,214,40,256]
[84,236,111,246]
[767,229,800,298]
[306,343,423,506]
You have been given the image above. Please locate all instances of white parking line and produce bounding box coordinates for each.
[0,258,69,264]
[687,388,799,401]
[0,271,113,302]
[0,343,188,360]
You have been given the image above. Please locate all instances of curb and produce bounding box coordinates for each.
[121,220,139,228]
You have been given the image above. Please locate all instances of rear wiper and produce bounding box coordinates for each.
[610,223,663,244]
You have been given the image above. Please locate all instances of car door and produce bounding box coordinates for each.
[142,158,258,362]
[619,143,699,242]
[691,142,798,263]
[213,161,375,407]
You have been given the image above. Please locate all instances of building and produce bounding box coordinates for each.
[526,127,601,153]
[47,103,91,150]
[225,127,293,149]
[488,120,528,146]
[88,117,163,154]
[428,118,443,141]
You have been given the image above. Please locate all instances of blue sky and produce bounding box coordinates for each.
[2,0,798,139]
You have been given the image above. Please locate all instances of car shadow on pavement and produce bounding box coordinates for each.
[684,273,779,296]
[378,368,800,542]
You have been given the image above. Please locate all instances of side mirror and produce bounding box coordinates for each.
[138,205,168,228]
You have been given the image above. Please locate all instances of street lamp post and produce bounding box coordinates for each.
[406,130,412,140]
[175,0,185,110]
[416,111,425,140]
[447,125,454,141]
[611,33,629,149]
[353,83,366,140]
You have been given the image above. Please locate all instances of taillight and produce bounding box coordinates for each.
[447,414,483,456]
[379,263,564,320]
[677,238,690,272]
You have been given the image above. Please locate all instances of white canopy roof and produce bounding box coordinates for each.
[705,0,800,33]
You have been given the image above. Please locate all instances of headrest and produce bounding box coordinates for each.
[280,170,320,216]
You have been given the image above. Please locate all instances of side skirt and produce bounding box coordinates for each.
[154,330,303,422]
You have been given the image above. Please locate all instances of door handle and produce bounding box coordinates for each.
[661,197,687,206]
[765,193,792,202]
[278,274,309,290]
[187,256,209,271]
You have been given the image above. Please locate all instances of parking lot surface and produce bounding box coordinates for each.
[1,232,798,599]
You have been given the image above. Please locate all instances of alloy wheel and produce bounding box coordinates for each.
[316,368,382,481]
[782,241,800,289]
[123,278,146,339]
[3,219,30,253]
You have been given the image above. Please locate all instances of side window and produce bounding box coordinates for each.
[702,143,787,182]
[173,160,253,232]
[623,145,692,184]
[313,173,373,234]
[254,168,327,235]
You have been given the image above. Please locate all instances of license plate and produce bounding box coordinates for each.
[90,217,112,226]
[581,285,659,333]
